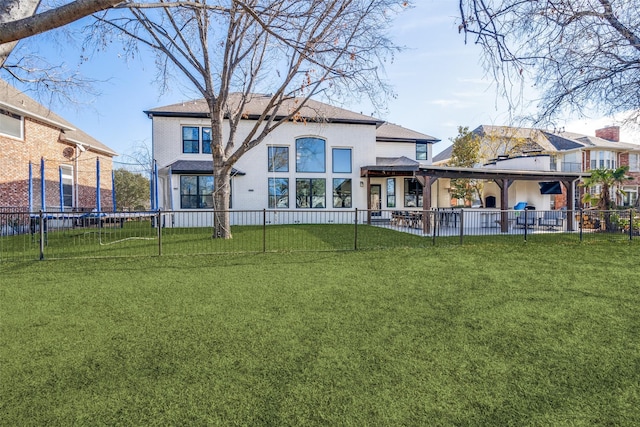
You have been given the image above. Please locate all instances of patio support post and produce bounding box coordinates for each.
[562,180,576,232]
[496,178,513,233]
[366,173,371,225]
[421,174,437,234]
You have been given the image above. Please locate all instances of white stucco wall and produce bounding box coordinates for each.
[152,116,378,212]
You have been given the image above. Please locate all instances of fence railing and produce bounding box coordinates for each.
[1,208,637,261]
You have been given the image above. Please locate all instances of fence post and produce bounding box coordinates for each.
[39,210,45,260]
[157,210,162,256]
[432,210,437,246]
[354,208,358,251]
[263,209,267,253]
[459,209,464,245]
[523,209,528,242]
[630,209,634,241]
[579,208,583,242]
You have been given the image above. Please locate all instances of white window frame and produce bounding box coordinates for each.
[0,108,24,140]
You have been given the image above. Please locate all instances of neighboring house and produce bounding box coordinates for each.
[0,80,117,211]
[435,125,640,209]
[145,96,440,221]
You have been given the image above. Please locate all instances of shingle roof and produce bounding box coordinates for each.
[375,122,439,143]
[375,156,420,167]
[146,94,384,126]
[166,160,245,175]
[0,80,116,156]
[432,145,453,164]
[541,131,583,150]
[558,131,640,150]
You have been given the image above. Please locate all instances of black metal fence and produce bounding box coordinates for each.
[1,208,637,261]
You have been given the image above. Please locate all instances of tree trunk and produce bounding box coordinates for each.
[0,0,40,67]
[212,165,232,239]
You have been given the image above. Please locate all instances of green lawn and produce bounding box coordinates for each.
[2,243,639,425]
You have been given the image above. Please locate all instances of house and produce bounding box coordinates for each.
[145,95,440,224]
[433,125,640,209]
[0,79,117,211]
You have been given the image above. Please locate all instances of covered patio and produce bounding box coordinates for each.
[361,164,588,234]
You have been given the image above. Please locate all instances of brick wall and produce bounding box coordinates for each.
[0,117,113,210]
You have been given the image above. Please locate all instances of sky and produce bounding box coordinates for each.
[8,0,639,167]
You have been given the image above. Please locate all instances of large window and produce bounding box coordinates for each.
[0,108,23,139]
[416,142,428,161]
[296,137,325,172]
[268,178,289,208]
[629,153,640,172]
[332,148,352,173]
[268,146,289,172]
[202,127,212,154]
[387,178,396,207]
[296,178,325,208]
[404,178,423,207]
[182,127,200,153]
[590,150,616,170]
[180,175,214,208]
[333,178,352,208]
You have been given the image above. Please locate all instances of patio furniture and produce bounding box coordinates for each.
[538,210,565,230]
[515,210,536,228]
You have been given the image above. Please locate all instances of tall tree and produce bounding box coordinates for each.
[457,0,640,123]
[93,0,408,238]
[449,126,482,206]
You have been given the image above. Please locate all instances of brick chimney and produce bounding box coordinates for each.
[595,126,620,142]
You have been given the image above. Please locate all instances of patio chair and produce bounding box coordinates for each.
[538,210,565,230]
[515,211,536,228]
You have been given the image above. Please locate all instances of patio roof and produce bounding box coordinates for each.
[361,164,588,182]
[415,165,588,182]
[361,164,589,233]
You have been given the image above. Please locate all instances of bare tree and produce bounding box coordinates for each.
[0,0,126,68]
[457,0,640,125]
[92,0,408,238]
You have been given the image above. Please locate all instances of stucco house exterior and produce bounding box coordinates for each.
[0,80,117,212]
[145,95,440,223]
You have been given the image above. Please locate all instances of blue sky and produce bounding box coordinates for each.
[9,1,636,165]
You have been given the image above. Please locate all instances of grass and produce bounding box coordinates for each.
[2,243,640,425]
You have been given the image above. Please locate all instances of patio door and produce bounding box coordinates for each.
[370,184,381,216]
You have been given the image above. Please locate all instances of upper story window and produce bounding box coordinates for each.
[0,108,23,139]
[296,137,325,172]
[182,126,213,154]
[590,150,616,170]
[268,146,289,172]
[182,126,200,153]
[202,127,212,154]
[629,153,640,172]
[416,142,428,161]
[332,148,352,173]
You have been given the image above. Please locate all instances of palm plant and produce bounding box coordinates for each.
[581,166,631,230]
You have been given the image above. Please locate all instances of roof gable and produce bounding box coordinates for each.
[0,80,117,156]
